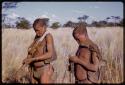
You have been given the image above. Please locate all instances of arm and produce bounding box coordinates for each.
[69,49,99,72]
[77,51,99,72]
[22,41,35,64]
[32,34,54,61]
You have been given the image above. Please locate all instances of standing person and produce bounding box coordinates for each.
[69,22,101,84]
[22,18,57,84]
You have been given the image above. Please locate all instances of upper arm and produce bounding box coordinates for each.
[78,48,99,71]
[79,47,91,62]
[91,51,99,67]
[79,47,99,65]
[46,34,54,55]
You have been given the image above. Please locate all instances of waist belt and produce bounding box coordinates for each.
[34,63,50,69]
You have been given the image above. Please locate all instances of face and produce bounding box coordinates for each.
[34,23,46,37]
[73,33,79,40]
[73,32,86,43]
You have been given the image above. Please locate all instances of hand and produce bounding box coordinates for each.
[22,58,27,64]
[69,56,79,63]
[22,58,33,65]
[25,58,33,65]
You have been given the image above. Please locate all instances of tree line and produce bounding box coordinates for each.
[2,2,123,29]
[2,15,123,29]
[63,15,123,28]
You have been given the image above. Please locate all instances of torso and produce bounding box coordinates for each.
[75,45,91,80]
[30,36,48,68]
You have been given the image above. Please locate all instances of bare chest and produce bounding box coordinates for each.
[32,39,47,57]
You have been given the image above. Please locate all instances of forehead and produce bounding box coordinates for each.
[34,23,44,30]
[34,24,45,31]
[35,22,44,27]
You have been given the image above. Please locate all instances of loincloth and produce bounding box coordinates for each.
[33,64,50,80]
[75,72,99,84]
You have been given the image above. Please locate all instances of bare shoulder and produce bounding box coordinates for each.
[46,33,53,38]
[46,33,54,43]
[78,46,91,58]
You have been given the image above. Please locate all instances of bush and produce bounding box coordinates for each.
[16,18,31,29]
[51,22,61,29]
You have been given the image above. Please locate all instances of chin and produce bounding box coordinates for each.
[36,34,40,37]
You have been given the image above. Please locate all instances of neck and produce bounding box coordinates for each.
[79,36,89,45]
[39,31,47,37]
[79,39,85,45]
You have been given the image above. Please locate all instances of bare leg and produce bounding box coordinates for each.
[40,64,54,83]
[31,76,38,84]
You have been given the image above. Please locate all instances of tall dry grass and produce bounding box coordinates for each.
[2,27,123,83]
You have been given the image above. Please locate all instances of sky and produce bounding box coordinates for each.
[2,2,123,25]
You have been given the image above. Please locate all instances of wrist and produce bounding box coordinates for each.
[32,58,36,61]
[34,57,38,61]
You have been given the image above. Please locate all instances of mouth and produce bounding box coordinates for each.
[37,33,44,37]
[36,33,41,37]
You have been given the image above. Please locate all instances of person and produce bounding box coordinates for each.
[69,22,101,84]
[22,18,57,84]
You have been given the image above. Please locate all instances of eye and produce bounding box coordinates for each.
[34,29,37,32]
[35,29,39,32]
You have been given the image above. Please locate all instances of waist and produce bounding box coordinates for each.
[34,63,50,69]
[33,61,50,68]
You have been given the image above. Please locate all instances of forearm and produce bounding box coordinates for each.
[77,59,97,72]
[70,55,97,71]
[27,55,32,58]
[32,52,52,62]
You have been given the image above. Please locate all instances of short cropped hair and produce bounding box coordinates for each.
[73,22,88,36]
[33,18,49,29]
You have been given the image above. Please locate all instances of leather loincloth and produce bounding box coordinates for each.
[32,64,50,80]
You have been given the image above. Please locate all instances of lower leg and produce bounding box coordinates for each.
[31,77,38,84]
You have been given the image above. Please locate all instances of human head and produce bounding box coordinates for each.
[33,18,49,37]
[72,22,88,42]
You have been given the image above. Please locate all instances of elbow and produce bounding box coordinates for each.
[47,52,52,59]
[92,65,98,72]
[93,67,97,72]
[88,64,99,72]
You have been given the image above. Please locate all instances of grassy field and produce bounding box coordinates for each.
[2,27,123,83]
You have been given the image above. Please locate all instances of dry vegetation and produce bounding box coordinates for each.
[2,27,123,83]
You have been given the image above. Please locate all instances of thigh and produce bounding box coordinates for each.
[40,64,54,83]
